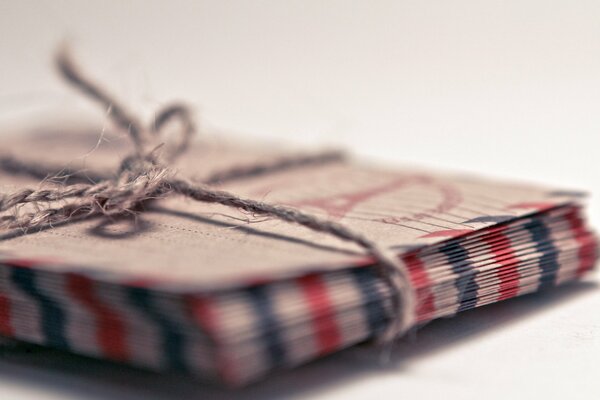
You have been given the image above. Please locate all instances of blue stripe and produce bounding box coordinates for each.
[245,285,287,367]
[523,219,560,290]
[127,287,187,372]
[440,242,479,312]
[350,267,389,335]
[10,268,69,349]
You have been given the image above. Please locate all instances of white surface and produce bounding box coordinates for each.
[0,1,599,399]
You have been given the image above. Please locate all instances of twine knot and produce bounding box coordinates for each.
[0,47,417,344]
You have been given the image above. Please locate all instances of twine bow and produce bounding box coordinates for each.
[0,48,416,343]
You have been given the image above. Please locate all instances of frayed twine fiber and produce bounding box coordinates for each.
[0,47,416,343]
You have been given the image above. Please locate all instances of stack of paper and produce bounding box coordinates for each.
[0,127,596,385]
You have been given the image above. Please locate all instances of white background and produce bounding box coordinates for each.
[0,1,598,399]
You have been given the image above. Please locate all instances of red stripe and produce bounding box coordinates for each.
[297,274,342,355]
[2,258,62,268]
[402,252,436,322]
[564,209,598,277]
[187,295,238,385]
[0,294,13,336]
[66,273,128,361]
[3,259,38,268]
[482,227,521,301]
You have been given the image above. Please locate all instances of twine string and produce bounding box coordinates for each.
[0,48,416,341]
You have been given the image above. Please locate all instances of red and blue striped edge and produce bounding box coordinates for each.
[0,204,597,385]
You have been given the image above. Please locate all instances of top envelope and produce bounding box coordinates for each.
[0,124,581,289]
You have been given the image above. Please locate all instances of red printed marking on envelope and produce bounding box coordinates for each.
[290,176,419,219]
[284,175,463,223]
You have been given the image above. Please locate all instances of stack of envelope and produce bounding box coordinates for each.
[0,127,596,385]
